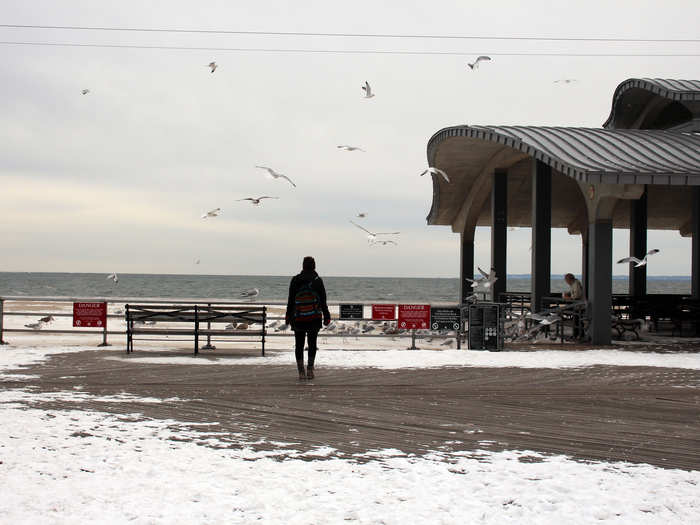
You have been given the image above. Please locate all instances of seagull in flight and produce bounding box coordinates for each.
[371,239,398,246]
[81,89,90,95]
[337,145,365,152]
[194,258,200,265]
[465,267,498,290]
[208,61,218,73]
[356,212,368,218]
[201,208,221,219]
[554,79,577,84]
[419,167,450,183]
[362,81,375,98]
[617,249,660,267]
[107,272,119,284]
[349,220,400,243]
[467,56,491,70]
[237,196,279,206]
[255,166,296,187]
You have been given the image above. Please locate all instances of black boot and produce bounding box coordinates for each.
[297,361,307,380]
[306,366,314,380]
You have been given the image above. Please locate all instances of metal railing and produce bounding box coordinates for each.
[0,295,464,349]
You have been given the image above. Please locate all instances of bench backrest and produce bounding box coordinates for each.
[125,304,266,325]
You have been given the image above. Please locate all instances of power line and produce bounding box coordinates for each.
[0,41,698,57]
[1,23,699,43]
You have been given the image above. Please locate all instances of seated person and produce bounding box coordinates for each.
[563,273,584,300]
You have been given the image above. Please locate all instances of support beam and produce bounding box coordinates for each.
[581,230,589,300]
[693,187,700,299]
[629,187,648,297]
[491,169,507,302]
[460,233,475,303]
[588,220,613,344]
[531,161,551,312]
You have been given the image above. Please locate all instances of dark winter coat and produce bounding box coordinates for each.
[285,270,331,329]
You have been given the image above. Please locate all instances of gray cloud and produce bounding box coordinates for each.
[1,0,698,276]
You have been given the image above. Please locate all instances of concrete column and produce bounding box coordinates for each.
[460,233,475,303]
[531,160,551,312]
[491,169,507,302]
[588,220,613,344]
[581,230,589,299]
[629,187,647,297]
[692,187,700,299]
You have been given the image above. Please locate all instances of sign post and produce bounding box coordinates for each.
[431,306,462,349]
[398,304,431,330]
[73,302,109,346]
[339,304,364,320]
[371,304,396,321]
[398,304,431,350]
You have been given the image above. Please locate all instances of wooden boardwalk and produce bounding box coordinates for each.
[4,346,700,470]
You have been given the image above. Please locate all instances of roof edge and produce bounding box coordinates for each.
[603,77,700,129]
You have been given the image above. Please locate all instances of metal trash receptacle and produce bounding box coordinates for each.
[468,302,505,351]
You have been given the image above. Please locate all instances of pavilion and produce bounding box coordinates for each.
[425,78,700,344]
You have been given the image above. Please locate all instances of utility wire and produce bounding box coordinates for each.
[0,41,698,57]
[1,23,698,43]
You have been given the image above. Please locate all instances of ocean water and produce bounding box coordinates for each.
[0,272,692,303]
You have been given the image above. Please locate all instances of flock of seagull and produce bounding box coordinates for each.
[183,64,475,255]
[73,55,587,332]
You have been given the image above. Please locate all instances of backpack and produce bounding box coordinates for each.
[294,276,322,323]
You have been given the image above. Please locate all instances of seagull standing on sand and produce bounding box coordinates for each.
[419,167,450,183]
[467,56,491,69]
[81,89,90,95]
[617,249,660,267]
[208,61,217,73]
[337,145,365,152]
[107,272,119,284]
[255,166,296,187]
[201,208,221,219]
[237,196,279,206]
[349,220,400,244]
[362,81,375,98]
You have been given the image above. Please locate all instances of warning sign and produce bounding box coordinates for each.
[73,302,107,328]
[398,304,431,330]
[371,304,396,320]
[339,304,364,320]
[430,307,461,331]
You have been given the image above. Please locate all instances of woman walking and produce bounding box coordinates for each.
[285,256,331,380]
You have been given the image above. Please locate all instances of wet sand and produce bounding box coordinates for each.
[4,344,699,470]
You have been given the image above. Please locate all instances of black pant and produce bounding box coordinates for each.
[294,324,319,367]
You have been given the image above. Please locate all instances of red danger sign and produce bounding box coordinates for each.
[371,304,396,320]
[73,302,107,328]
[398,304,430,330]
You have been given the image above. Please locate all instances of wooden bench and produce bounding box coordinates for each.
[125,304,266,355]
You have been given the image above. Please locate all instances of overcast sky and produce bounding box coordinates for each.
[1,0,698,277]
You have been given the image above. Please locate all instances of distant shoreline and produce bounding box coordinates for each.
[0,271,692,280]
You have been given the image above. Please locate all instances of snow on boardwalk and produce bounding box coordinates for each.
[106,347,700,370]
[1,343,700,524]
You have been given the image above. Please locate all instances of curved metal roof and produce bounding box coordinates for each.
[603,77,700,129]
[427,125,700,185]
